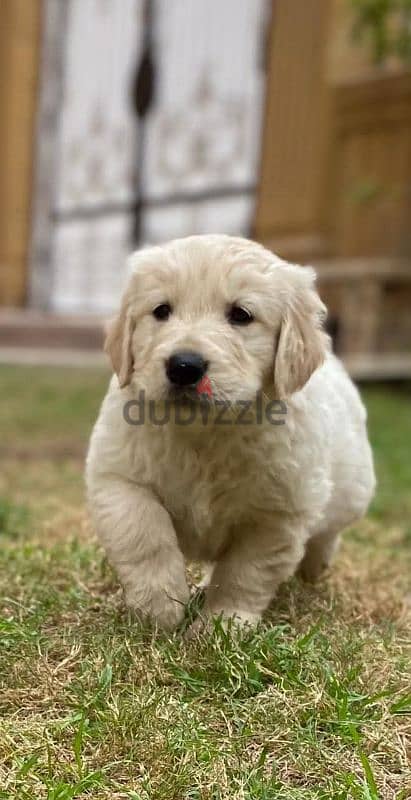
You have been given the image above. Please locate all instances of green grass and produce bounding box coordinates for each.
[0,366,108,450]
[0,366,410,799]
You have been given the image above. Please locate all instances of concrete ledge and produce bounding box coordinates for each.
[0,309,105,350]
[0,346,108,368]
[1,345,410,380]
[1,310,410,378]
[342,354,411,381]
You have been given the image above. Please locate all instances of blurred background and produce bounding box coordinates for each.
[0,0,410,377]
[1,8,410,794]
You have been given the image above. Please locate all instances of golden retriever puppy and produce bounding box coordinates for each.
[86,235,375,630]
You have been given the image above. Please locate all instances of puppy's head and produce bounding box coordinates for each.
[105,235,329,404]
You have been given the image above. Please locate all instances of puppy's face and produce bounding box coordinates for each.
[106,235,328,405]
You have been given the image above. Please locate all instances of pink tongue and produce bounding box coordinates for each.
[196,375,212,397]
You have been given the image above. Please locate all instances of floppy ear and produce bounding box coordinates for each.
[274,265,329,399]
[104,308,134,388]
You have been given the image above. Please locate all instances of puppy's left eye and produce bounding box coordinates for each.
[227,305,254,326]
[153,303,172,321]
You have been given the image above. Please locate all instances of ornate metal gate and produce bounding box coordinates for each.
[30,0,270,314]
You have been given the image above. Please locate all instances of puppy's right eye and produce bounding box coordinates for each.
[153,303,172,321]
[227,305,254,326]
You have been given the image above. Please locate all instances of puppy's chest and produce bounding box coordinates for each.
[162,452,245,531]
[148,434,263,548]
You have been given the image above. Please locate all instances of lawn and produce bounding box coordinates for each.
[0,365,410,800]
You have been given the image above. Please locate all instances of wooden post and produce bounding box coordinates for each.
[253,0,332,261]
[0,0,42,306]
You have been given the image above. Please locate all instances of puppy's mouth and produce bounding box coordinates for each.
[167,385,213,405]
[166,374,214,405]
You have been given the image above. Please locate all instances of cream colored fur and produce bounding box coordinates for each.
[86,235,376,630]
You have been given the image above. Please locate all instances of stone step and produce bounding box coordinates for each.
[0,309,105,350]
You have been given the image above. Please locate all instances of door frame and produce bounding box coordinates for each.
[0,0,42,306]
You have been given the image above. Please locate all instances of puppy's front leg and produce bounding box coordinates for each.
[201,517,306,627]
[88,479,189,629]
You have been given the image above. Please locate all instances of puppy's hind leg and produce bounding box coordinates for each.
[298,528,341,583]
[195,516,307,629]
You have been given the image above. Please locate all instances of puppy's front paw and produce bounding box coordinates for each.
[125,569,190,630]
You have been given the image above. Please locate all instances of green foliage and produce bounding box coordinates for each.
[350,0,411,64]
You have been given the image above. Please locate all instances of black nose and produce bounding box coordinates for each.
[166,351,207,387]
